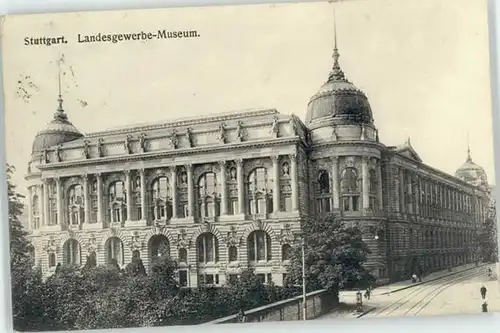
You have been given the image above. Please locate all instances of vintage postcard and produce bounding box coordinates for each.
[1,0,498,331]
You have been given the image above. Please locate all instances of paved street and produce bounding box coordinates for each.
[319,264,499,320]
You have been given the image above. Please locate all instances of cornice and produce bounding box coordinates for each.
[84,108,279,138]
[311,140,386,150]
[36,137,299,171]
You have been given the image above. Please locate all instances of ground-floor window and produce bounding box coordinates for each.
[179,270,188,287]
[199,273,220,285]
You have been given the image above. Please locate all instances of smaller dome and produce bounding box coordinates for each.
[455,151,488,187]
[31,99,83,153]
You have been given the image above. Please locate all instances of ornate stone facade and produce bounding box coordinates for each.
[24,34,492,286]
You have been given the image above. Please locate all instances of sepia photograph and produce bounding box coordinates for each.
[1,0,498,331]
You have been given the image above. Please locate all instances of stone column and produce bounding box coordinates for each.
[236,159,245,215]
[271,155,280,213]
[43,180,49,226]
[399,168,405,213]
[96,173,103,223]
[139,169,147,220]
[331,157,340,210]
[27,186,33,230]
[215,161,227,216]
[376,161,383,210]
[38,185,44,227]
[55,177,63,225]
[361,157,370,210]
[171,166,178,218]
[186,164,194,218]
[125,170,132,221]
[289,154,298,211]
[83,175,90,224]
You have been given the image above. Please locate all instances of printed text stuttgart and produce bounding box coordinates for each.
[77,30,200,44]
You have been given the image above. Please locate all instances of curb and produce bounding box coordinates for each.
[378,264,488,296]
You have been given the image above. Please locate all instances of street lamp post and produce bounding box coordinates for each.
[301,237,307,321]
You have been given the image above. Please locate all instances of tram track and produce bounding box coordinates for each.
[367,268,483,318]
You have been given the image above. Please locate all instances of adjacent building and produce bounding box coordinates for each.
[24,34,492,286]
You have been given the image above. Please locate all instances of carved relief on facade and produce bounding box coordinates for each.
[54,145,62,162]
[86,233,98,254]
[217,123,227,144]
[43,236,58,253]
[176,228,191,248]
[289,115,297,136]
[83,139,91,159]
[41,149,48,164]
[124,135,132,154]
[169,129,179,149]
[185,128,193,147]
[130,230,142,251]
[279,223,294,245]
[332,125,338,141]
[138,133,147,153]
[269,115,279,138]
[97,138,105,157]
[235,121,244,142]
[225,225,242,247]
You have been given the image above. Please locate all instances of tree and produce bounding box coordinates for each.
[7,164,45,331]
[286,214,375,292]
[478,217,498,263]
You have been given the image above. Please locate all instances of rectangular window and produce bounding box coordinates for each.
[249,199,255,215]
[352,196,359,211]
[343,197,350,211]
[257,274,265,283]
[206,274,214,285]
[229,274,238,283]
[267,273,272,284]
[179,270,188,287]
[230,199,238,215]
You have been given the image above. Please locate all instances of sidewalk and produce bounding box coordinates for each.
[319,263,489,320]
[372,263,484,295]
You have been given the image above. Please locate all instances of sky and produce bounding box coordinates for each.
[1,0,494,200]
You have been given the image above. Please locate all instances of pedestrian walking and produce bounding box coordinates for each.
[482,299,488,313]
[364,287,371,300]
[480,285,487,299]
[236,309,246,323]
[411,273,417,283]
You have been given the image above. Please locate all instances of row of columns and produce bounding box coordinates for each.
[329,156,384,211]
[399,168,486,221]
[32,154,299,227]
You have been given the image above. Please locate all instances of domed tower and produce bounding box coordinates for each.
[455,147,489,190]
[29,87,84,167]
[306,20,386,281]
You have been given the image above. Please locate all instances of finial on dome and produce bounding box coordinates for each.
[327,9,347,83]
[466,132,472,162]
[54,54,68,122]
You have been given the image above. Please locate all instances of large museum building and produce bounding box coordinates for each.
[25,38,492,286]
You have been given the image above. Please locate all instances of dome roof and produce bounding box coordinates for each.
[455,150,488,187]
[31,98,84,153]
[305,42,373,128]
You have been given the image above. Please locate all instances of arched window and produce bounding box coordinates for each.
[151,176,172,221]
[197,232,219,263]
[228,246,238,262]
[247,168,273,216]
[198,172,220,219]
[316,170,331,214]
[281,244,292,261]
[368,169,378,210]
[149,235,170,263]
[48,182,58,225]
[90,180,98,223]
[108,181,127,223]
[32,193,40,229]
[105,237,124,266]
[48,253,56,268]
[63,239,81,266]
[248,230,272,262]
[340,167,359,212]
[67,184,85,225]
[178,248,188,263]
